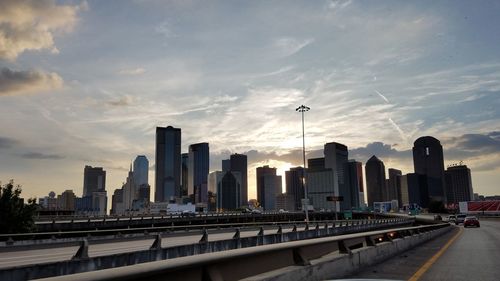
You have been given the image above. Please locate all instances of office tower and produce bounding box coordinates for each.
[208,171,223,194]
[365,155,386,207]
[188,142,209,203]
[122,165,136,211]
[111,189,123,215]
[308,157,325,171]
[133,155,149,186]
[324,142,350,210]
[285,167,305,211]
[138,185,150,202]
[444,165,474,203]
[307,168,336,211]
[216,171,242,211]
[230,154,248,206]
[387,168,402,202]
[222,159,231,172]
[276,193,295,211]
[57,190,75,211]
[400,173,429,207]
[413,136,446,203]
[346,160,364,209]
[92,191,107,215]
[256,165,281,210]
[155,126,181,202]
[181,153,188,197]
[83,165,106,197]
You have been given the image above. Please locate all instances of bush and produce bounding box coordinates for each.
[0,180,37,234]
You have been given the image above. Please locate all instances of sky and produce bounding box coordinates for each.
[0,0,499,205]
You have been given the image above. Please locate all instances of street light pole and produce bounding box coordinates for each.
[296,105,310,224]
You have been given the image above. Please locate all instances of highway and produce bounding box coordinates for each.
[348,219,500,281]
[0,225,306,269]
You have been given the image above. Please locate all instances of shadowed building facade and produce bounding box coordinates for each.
[413,136,446,205]
[188,142,209,204]
[229,154,248,206]
[285,166,305,211]
[444,165,473,203]
[155,126,181,202]
[256,165,281,210]
[347,160,364,209]
[324,142,350,211]
[387,168,402,204]
[365,155,386,208]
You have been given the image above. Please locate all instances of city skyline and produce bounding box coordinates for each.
[0,1,499,202]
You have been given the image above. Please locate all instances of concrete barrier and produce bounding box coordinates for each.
[32,223,451,281]
[0,219,413,280]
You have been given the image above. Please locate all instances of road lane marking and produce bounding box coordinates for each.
[408,227,464,281]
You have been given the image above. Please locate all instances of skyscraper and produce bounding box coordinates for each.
[133,155,149,186]
[155,126,181,202]
[413,136,446,204]
[188,142,209,203]
[324,142,350,210]
[217,171,242,211]
[444,164,474,203]
[285,167,305,211]
[181,153,189,197]
[346,160,364,209]
[400,173,429,208]
[256,165,280,210]
[83,165,106,197]
[230,153,248,206]
[365,155,386,207]
[387,168,402,202]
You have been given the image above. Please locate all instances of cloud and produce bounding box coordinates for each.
[155,21,176,38]
[107,95,135,107]
[0,67,63,96]
[20,152,65,160]
[0,0,86,60]
[350,142,411,163]
[118,68,146,75]
[273,37,314,57]
[0,136,19,149]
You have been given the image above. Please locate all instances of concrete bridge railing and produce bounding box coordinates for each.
[34,222,451,281]
[0,218,414,280]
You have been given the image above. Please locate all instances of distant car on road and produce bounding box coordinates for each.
[434,214,442,221]
[464,216,480,228]
[455,214,467,225]
[448,215,456,223]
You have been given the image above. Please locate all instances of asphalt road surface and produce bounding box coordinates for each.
[347,219,500,281]
[0,225,306,269]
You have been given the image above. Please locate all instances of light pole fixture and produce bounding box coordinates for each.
[296,105,310,224]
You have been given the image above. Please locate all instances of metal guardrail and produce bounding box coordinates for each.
[36,222,450,281]
[0,218,403,244]
[0,218,414,280]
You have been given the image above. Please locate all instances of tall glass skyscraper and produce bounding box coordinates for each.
[230,153,248,206]
[188,142,209,203]
[83,165,106,197]
[365,155,386,207]
[413,136,446,204]
[155,126,181,202]
[324,142,349,210]
[133,155,149,186]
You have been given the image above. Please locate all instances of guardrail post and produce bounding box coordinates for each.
[199,229,208,243]
[150,234,162,250]
[304,224,309,231]
[233,228,240,239]
[258,226,264,236]
[6,237,14,245]
[292,224,297,232]
[277,225,283,234]
[293,248,311,266]
[365,236,376,247]
[72,238,89,260]
[338,240,352,254]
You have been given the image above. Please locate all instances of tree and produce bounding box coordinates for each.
[0,180,37,234]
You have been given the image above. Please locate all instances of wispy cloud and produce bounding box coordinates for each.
[20,152,65,160]
[273,37,314,57]
[118,68,146,75]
